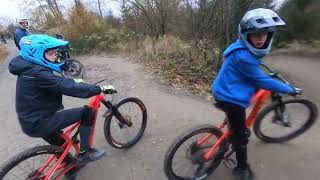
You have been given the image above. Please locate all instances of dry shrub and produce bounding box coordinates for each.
[124,35,220,98]
[0,45,8,63]
[64,4,103,40]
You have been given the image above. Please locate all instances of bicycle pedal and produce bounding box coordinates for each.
[194,165,209,180]
[223,157,237,169]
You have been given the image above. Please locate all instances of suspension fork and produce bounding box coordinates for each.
[101,99,133,127]
[271,93,285,115]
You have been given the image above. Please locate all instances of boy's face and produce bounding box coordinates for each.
[248,32,268,48]
[19,21,28,29]
[45,49,58,62]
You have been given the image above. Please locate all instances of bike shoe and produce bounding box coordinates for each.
[232,165,254,180]
[77,148,105,166]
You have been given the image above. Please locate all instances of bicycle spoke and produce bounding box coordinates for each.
[7,171,23,180]
[254,98,318,143]
[104,98,146,149]
[259,102,309,138]
[109,102,142,145]
[165,126,223,180]
[1,150,63,180]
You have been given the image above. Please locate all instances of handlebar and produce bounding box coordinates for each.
[94,78,111,85]
[260,61,303,96]
[259,61,291,85]
[93,75,127,85]
[93,78,120,95]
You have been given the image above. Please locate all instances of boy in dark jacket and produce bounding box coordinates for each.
[212,8,301,180]
[14,17,30,50]
[9,34,114,165]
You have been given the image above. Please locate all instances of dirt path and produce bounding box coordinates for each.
[265,55,320,103]
[0,41,319,180]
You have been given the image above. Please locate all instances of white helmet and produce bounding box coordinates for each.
[17,17,29,29]
[238,8,286,57]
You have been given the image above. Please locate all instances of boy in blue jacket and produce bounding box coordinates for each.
[213,8,300,180]
[9,34,114,165]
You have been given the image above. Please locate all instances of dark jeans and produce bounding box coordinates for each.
[41,107,93,152]
[215,100,249,169]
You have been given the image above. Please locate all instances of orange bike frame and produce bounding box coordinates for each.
[42,94,105,180]
[198,90,272,161]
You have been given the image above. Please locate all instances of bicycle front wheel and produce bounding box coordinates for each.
[164,125,227,180]
[104,97,147,149]
[253,98,318,143]
[61,59,85,79]
[0,145,75,180]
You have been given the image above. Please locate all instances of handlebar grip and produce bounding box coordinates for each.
[102,89,117,94]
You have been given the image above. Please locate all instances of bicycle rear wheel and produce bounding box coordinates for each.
[164,125,227,180]
[0,145,75,180]
[104,97,147,149]
[61,59,85,79]
[253,98,318,143]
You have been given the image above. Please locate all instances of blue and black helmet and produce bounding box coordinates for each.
[19,34,68,72]
[238,8,286,57]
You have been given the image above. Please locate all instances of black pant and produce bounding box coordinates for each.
[41,107,94,152]
[215,100,249,169]
[41,107,83,146]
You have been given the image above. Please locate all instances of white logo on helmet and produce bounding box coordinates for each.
[21,39,32,45]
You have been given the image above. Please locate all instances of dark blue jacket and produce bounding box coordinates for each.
[8,56,101,135]
[213,39,293,108]
[14,28,29,50]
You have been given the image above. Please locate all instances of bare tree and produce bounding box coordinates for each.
[97,0,104,18]
[122,0,180,38]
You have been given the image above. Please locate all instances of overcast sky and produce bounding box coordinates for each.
[0,0,121,25]
[0,0,286,25]
[0,0,20,21]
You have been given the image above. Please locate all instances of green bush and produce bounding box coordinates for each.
[276,0,320,44]
[68,28,132,54]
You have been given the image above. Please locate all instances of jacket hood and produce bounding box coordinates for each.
[9,56,34,76]
[223,39,247,57]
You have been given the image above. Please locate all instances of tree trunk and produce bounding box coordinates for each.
[98,0,103,18]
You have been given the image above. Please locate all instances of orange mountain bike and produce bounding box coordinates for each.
[0,79,147,180]
[163,62,318,180]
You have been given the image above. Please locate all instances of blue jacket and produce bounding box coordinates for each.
[8,56,101,135]
[14,28,29,50]
[213,39,293,108]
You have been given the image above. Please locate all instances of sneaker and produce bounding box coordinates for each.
[232,166,254,180]
[77,148,105,166]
